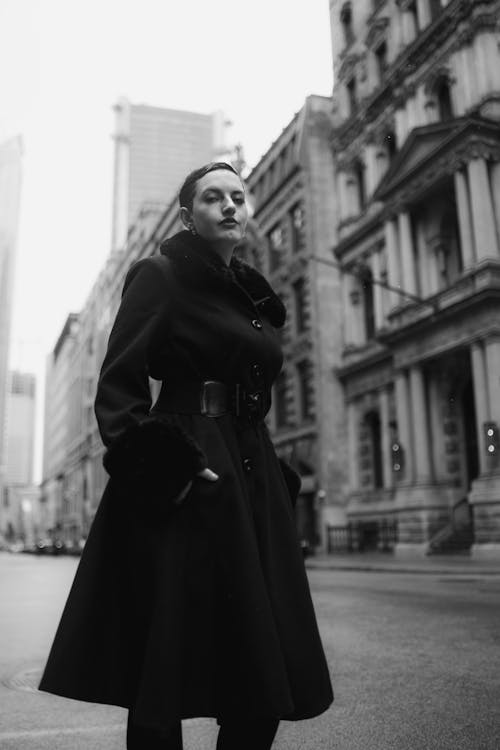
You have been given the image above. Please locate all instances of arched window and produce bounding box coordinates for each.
[437,204,462,287]
[375,41,388,82]
[436,78,453,121]
[340,2,354,46]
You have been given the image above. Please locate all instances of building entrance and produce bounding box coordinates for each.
[460,377,479,489]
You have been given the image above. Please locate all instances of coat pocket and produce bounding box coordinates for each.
[103,414,208,520]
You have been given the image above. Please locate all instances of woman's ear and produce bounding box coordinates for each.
[180,206,192,230]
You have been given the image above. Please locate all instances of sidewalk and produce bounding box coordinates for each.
[305,552,500,576]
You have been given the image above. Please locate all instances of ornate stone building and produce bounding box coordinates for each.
[245,95,346,549]
[329,0,500,557]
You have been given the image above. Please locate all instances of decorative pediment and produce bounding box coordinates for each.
[373,116,500,204]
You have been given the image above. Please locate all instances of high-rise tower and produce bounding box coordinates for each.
[0,136,23,502]
[111,98,226,251]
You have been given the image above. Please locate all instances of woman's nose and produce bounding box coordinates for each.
[221,196,236,214]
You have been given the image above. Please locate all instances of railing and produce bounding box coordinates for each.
[326,519,398,554]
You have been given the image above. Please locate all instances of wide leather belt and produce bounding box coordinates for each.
[153,379,266,422]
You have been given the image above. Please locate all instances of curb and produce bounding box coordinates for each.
[305,559,500,576]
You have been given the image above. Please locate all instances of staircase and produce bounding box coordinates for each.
[427,498,474,555]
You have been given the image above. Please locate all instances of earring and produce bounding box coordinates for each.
[189,225,197,236]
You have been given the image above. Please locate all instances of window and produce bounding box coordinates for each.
[375,41,388,81]
[292,277,307,333]
[347,76,358,116]
[290,204,305,253]
[268,224,283,272]
[363,411,384,489]
[340,2,354,46]
[436,78,453,121]
[361,266,376,340]
[275,372,288,428]
[296,359,314,421]
[384,130,397,162]
[353,160,367,212]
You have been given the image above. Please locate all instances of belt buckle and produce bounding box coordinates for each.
[200,380,228,417]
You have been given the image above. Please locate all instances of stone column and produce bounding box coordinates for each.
[490,162,500,245]
[379,387,394,489]
[467,158,499,261]
[371,249,384,330]
[409,365,433,482]
[454,168,476,268]
[470,341,489,475]
[384,218,401,310]
[395,370,414,483]
[401,7,417,44]
[398,210,417,297]
[347,401,359,491]
[337,170,348,223]
[416,0,431,29]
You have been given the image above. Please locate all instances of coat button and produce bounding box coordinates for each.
[251,318,263,330]
[251,363,263,379]
[242,457,253,472]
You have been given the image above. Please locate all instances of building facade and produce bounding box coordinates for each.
[329,0,500,557]
[0,370,38,543]
[0,136,23,505]
[111,98,227,250]
[245,95,346,548]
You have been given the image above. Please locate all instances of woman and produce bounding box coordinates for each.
[39,162,333,749]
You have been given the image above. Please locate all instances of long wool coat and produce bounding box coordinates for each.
[39,230,333,732]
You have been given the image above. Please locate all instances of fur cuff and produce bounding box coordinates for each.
[278,458,302,509]
[103,416,208,515]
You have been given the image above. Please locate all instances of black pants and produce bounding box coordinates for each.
[126,711,280,750]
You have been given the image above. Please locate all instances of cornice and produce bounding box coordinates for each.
[334,209,385,259]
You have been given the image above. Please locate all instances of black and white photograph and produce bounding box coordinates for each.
[1,1,500,748]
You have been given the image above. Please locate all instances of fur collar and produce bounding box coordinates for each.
[159,230,286,328]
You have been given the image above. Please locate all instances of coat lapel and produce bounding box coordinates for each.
[159,231,286,328]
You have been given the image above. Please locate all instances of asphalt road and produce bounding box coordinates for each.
[1,552,499,749]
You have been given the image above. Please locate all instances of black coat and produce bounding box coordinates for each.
[39,230,333,732]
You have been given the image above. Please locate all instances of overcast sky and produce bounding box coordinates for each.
[1,0,333,478]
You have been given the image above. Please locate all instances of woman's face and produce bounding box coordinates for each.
[182,170,249,248]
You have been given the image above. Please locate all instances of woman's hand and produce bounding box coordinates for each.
[172,467,219,505]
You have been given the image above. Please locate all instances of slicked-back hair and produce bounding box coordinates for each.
[179,162,241,212]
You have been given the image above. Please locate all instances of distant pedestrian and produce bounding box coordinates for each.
[39,162,333,749]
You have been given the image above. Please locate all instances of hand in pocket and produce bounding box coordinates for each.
[172,467,219,505]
